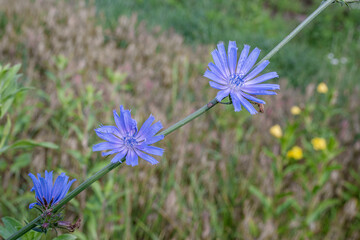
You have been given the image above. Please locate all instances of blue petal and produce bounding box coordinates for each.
[236,92,258,115]
[144,135,164,145]
[135,149,159,165]
[215,88,231,102]
[29,202,38,209]
[126,150,138,166]
[113,110,126,136]
[136,121,163,142]
[236,45,250,74]
[204,70,227,85]
[243,84,280,91]
[120,106,138,135]
[240,92,266,104]
[94,129,122,143]
[209,81,227,90]
[102,148,122,157]
[217,42,230,76]
[230,92,242,112]
[54,174,69,203]
[243,60,269,81]
[208,62,226,79]
[211,49,227,77]
[45,171,53,204]
[58,178,76,203]
[94,125,122,137]
[242,89,278,95]
[52,174,67,204]
[228,41,238,75]
[240,47,261,77]
[111,149,128,163]
[245,72,279,85]
[39,177,49,205]
[136,115,155,141]
[93,142,120,152]
[137,145,164,156]
[29,173,42,200]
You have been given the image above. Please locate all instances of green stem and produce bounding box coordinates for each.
[257,0,334,65]
[158,98,218,137]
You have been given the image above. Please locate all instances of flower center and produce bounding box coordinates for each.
[229,74,244,87]
[123,135,138,148]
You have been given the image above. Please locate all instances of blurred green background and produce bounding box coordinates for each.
[0,0,360,239]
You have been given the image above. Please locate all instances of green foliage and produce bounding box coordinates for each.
[0,217,42,240]
[260,87,353,237]
[53,234,78,240]
[0,64,24,118]
[0,64,59,166]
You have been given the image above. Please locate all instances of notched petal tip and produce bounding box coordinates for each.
[29,202,37,209]
[157,121,164,131]
[149,160,159,165]
[249,111,258,115]
[217,41,225,48]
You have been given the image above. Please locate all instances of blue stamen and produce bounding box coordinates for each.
[123,136,138,147]
[229,74,244,87]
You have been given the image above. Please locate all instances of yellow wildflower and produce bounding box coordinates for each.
[317,82,328,93]
[311,138,327,151]
[269,124,282,138]
[290,106,301,115]
[287,146,303,160]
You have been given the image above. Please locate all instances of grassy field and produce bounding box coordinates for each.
[0,0,360,239]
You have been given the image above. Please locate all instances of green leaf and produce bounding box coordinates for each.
[0,115,11,149]
[248,185,271,209]
[0,216,21,238]
[22,230,42,240]
[0,217,42,239]
[53,234,78,240]
[0,139,59,154]
[263,148,277,160]
[306,199,339,224]
[283,163,305,176]
[0,159,7,171]
[10,153,31,172]
[0,64,26,119]
[275,198,301,215]
[91,181,104,202]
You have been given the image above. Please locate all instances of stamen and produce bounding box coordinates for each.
[229,74,245,87]
[123,135,138,148]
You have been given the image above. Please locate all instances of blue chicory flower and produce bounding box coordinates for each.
[92,105,164,166]
[204,41,280,114]
[29,171,76,209]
